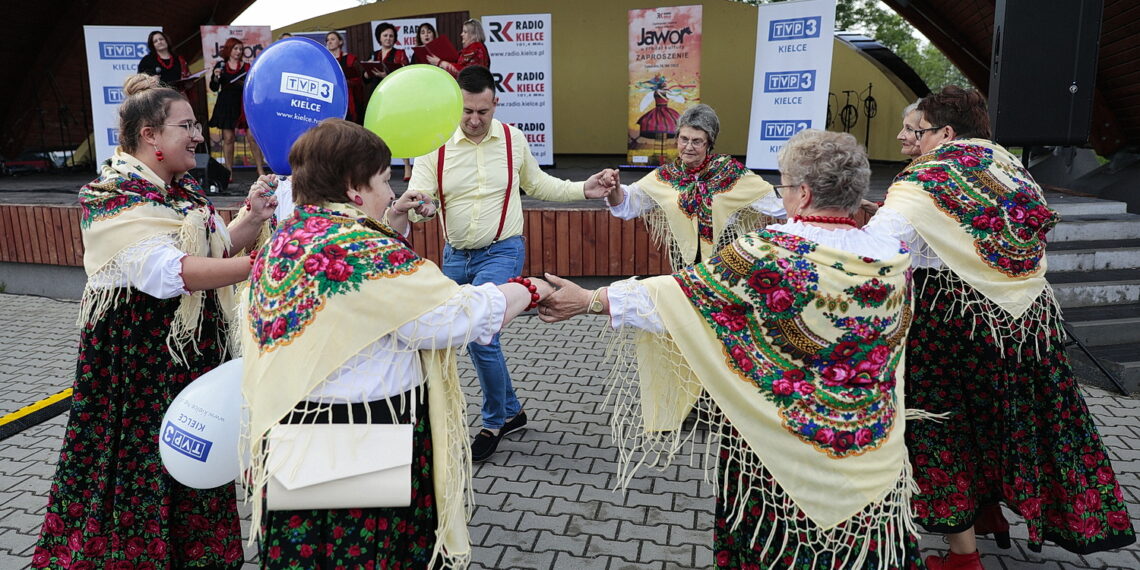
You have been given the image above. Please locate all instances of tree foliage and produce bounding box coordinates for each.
[741,0,972,93]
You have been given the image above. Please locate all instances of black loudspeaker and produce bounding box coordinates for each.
[189,153,230,195]
[989,0,1103,147]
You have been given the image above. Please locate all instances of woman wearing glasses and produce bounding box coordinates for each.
[603,104,780,269]
[428,19,490,77]
[865,86,1135,569]
[30,74,277,568]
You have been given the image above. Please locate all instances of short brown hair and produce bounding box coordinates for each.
[289,118,392,206]
[918,86,992,139]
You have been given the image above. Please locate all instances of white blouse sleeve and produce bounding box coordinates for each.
[114,236,189,299]
[393,283,506,348]
[752,192,786,218]
[608,183,656,220]
[863,206,942,268]
[607,277,665,334]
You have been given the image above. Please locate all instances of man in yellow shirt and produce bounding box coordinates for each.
[409,66,617,461]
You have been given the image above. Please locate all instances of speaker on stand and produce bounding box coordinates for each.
[190,152,229,195]
[989,0,1103,151]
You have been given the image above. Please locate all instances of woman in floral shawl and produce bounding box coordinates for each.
[543,130,923,569]
[605,104,780,269]
[865,86,1135,569]
[241,118,554,569]
[32,74,276,568]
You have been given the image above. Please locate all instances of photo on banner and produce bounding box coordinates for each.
[200,25,272,171]
[745,0,836,169]
[627,5,702,166]
[370,18,435,59]
[83,25,157,169]
[484,13,554,165]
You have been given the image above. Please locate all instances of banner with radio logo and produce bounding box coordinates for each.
[627,5,702,166]
[745,0,836,169]
[83,25,156,169]
[484,13,554,165]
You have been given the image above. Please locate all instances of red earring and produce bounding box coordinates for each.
[153,145,164,161]
[353,196,364,206]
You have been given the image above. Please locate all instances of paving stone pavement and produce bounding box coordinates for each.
[0,292,1138,569]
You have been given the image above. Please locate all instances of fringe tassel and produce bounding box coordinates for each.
[923,268,1061,360]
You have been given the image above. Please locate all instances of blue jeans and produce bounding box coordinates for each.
[442,236,525,430]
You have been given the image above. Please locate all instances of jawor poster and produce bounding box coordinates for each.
[627,5,701,166]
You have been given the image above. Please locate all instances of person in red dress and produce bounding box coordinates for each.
[428,19,491,77]
[365,22,409,83]
[326,31,365,124]
[411,23,438,65]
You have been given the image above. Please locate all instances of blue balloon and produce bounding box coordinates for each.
[243,37,348,175]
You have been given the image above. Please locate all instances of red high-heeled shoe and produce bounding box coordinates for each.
[925,550,985,570]
[973,504,1011,549]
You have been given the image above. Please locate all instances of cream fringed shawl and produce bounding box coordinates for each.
[885,139,1061,350]
[241,203,473,568]
[636,154,776,268]
[610,230,917,568]
[78,149,236,362]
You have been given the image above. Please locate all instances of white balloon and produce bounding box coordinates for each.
[159,358,244,489]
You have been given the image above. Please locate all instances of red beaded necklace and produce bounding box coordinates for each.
[793,215,859,228]
[157,53,174,69]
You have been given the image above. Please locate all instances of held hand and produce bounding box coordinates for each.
[537,273,591,323]
[426,54,441,65]
[392,190,431,214]
[583,170,615,199]
[244,175,279,221]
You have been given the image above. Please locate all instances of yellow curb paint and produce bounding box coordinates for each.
[0,389,72,426]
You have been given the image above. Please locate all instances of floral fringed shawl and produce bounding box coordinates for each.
[78,149,236,363]
[885,139,1061,352]
[609,229,917,568]
[241,203,473,568]
[636,154,776,268]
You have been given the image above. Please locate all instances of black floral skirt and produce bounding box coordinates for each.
[32,290,243,568]
[906,268,1135,553]
[259,388,439,569]
[713,427,925,569]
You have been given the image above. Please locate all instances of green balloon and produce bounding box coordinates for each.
[364,65,463,159]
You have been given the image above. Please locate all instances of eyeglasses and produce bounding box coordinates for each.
[906,125,946,140]
[677,136,708,149]
[772,184,797,198]
[163,121,203,135]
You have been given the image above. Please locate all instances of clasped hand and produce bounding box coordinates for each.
[245,174,279,221]
[536,273,592,323]
[583,168,621,199]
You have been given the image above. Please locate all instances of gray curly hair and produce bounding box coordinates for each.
[677,104,720,149]
[777,129,870,214]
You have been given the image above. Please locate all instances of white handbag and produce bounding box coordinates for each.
[265,423,413,511]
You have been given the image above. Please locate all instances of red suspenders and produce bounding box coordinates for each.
[435,123,515,244]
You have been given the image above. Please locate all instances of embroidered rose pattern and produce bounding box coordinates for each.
[900,142,1057,277]
[658,155,752,242]
[676,229,911,458]
[81,164,215,229]
[250,205,423,349]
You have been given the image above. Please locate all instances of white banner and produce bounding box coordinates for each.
[745,0,836,170]
[84,25,158,169]
[370,18,436,61]
[484,13,554,165]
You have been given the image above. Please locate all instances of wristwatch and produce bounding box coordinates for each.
[587,288,605,314]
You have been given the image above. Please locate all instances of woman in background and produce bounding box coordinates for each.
[209,37,266,178]
[412,23,438,64]
[326,31,365,124]
[428,19,490,77]
[137,30,189,89]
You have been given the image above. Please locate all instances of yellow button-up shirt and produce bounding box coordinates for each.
[409,119,585,250]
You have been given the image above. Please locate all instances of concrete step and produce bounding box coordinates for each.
[1066,341,1140,395]
[1047,239,1140,272]
[1046,193,1127,217]
[1049,268,1140,308]
[1061,303,1140,346]
[1046,213,1140,242]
